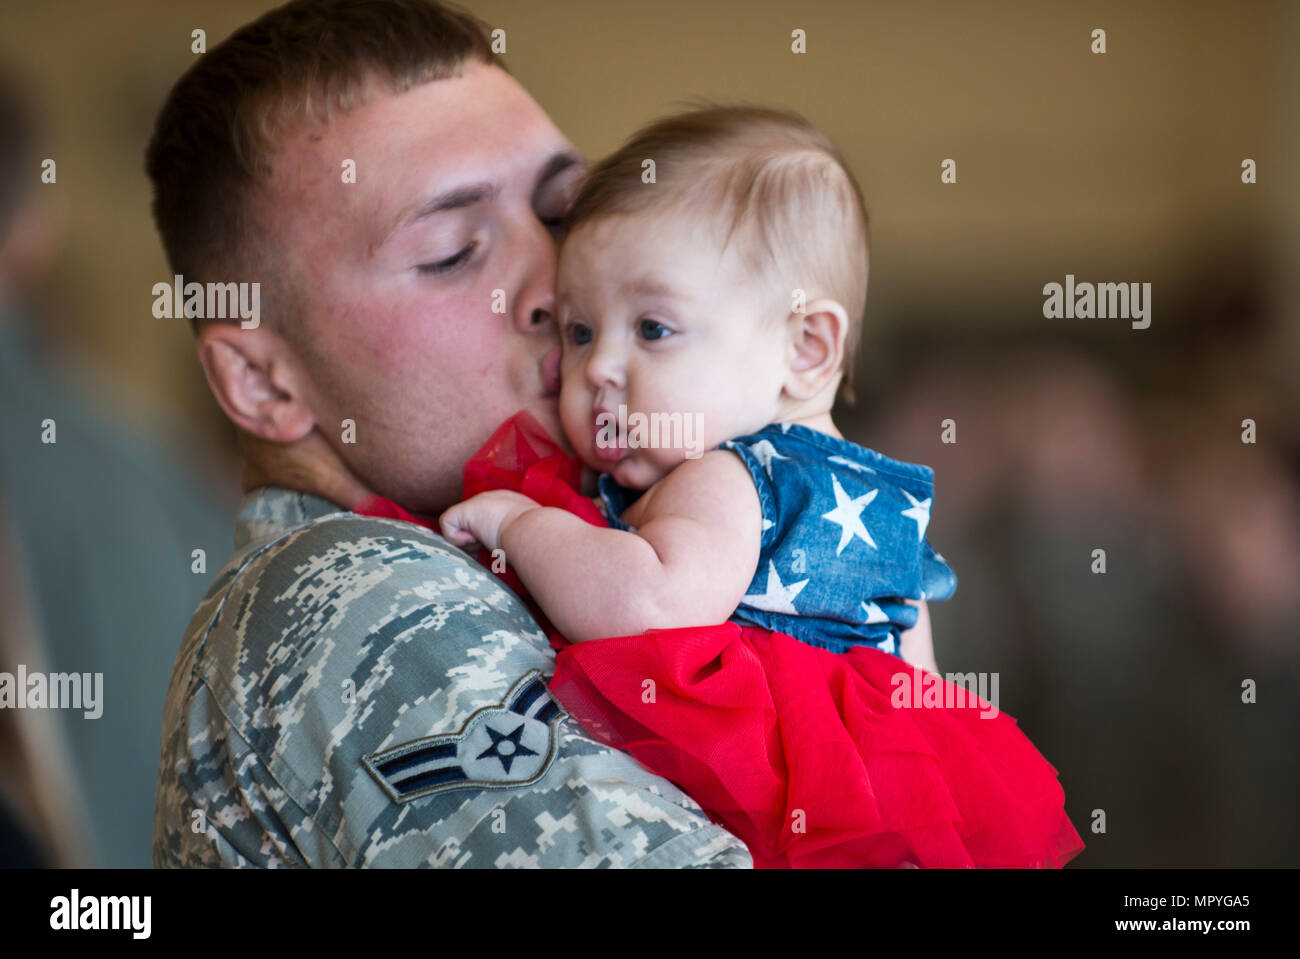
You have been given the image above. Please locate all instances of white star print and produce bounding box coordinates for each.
[742,559,808,615]
[861,600,889,624]
[900,489,932,541]
[879,634,897,656]
[821,474,878,554]
[828,455,875,474]
[761,516,774,533]
[748,440,788,480]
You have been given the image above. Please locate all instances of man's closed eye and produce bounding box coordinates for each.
[417,242,477,276]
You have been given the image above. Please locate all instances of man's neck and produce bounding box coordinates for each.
[240,429,376,512]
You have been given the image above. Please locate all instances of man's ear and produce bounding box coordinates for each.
[782,298,849,401]
[195,323,316,443]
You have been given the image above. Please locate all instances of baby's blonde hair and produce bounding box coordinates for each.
[566,102,870,406]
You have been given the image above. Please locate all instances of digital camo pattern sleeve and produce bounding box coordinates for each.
[153,498,751,868]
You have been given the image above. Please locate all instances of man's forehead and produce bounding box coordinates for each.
[271,62,574,229]
[311,61,551,153]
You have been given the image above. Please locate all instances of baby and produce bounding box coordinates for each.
[433,106,1086,868]
[439,104,956,669]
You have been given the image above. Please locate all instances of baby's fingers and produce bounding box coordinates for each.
[437,505,478,547]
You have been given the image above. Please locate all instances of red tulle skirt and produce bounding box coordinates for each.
[355,411,1086,868]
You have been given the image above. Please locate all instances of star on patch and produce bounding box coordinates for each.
[900,489,932,541]
[821,474,878,553]
[361,670,566,804]
[476,722,538,774]
[742,559,808,615]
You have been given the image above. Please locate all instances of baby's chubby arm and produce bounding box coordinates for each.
[439,451,762,643]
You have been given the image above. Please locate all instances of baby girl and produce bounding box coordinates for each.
[436,104,1082,868]
[439,104,953,664]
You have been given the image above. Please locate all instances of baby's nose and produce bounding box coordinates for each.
[584,343,625,389]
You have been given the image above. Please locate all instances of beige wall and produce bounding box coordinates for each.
[1,0,1295,471]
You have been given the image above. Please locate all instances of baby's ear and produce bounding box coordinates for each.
[782,298,848,401]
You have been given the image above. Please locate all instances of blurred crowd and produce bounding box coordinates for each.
[852,311,1300,866]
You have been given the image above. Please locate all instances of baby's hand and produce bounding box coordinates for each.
[438,490,541,552]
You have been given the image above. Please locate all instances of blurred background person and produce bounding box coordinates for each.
[0,63,233,866]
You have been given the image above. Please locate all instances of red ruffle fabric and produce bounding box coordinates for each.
[355,411,1086,869]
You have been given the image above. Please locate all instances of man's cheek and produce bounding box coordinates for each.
[437,291,502,371]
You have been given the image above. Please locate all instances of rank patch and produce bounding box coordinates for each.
[362,670,567,803]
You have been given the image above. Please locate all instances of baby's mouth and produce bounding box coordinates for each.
[592,408,628,461]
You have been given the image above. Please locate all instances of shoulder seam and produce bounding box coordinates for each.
[181,513,451,698]
[761,423,935,488]
[717,441,778,551]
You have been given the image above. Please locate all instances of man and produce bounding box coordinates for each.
[147,0,750,867]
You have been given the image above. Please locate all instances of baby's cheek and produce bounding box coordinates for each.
[639,447,684,486]
[558,397,586,447]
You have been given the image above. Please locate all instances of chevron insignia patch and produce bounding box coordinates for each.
[362,670,568,804]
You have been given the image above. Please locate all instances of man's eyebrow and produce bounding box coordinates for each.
[384,182,499,243]
[533,149,584,194]
[380,150,583,248]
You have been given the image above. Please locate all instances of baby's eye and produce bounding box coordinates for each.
[566,322,593,346]
[638,319,672,341]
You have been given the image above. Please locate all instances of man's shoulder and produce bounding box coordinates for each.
[211,510,536,647]
[154,509,752,868]
[155,511,541,855]
[180,509,552,733]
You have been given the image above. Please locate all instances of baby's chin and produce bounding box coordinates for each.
[590,449,674,491]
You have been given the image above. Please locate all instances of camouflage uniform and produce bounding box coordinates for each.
[153,486,752,868]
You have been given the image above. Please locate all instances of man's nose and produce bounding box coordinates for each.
[517,294,556,335]
[513,218,560,337]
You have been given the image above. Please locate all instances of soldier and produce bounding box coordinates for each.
[147,0,751,867]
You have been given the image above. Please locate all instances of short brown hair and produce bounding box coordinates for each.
[145,0,498,332]
[566,103,870,407]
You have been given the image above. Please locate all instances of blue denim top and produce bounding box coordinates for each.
[597,421,957,657]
